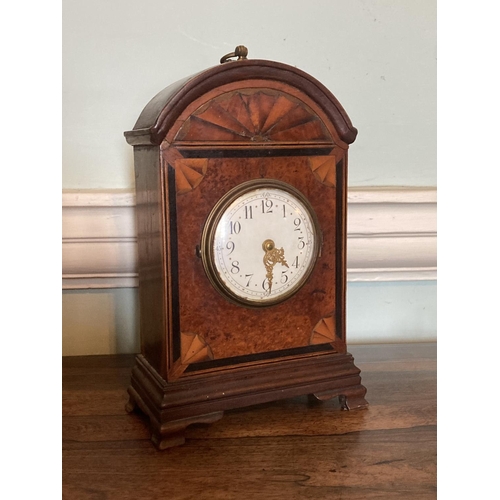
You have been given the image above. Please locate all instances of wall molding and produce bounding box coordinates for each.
[62,187,436,289]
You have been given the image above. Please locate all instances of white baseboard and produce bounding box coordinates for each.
[62,187,436,289]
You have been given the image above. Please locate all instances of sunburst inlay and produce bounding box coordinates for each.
[310,316,336,345]
[174,158,208,195]
[175,90,332,143]
[309,156,337,187]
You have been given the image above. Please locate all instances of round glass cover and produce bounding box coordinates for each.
[201,179,321,307]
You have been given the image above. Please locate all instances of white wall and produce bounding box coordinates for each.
[62,0,437,355]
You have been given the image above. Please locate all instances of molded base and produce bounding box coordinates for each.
[126,389,224,450]
[126,351,367,449]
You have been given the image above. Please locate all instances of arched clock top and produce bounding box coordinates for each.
[124,60,357,147]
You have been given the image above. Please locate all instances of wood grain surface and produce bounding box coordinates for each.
[172,154,339,360]
[62,343,436,499]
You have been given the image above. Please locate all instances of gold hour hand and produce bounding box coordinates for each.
[262,239,289,295]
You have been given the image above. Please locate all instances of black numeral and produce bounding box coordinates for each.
[280,270,289,284]
[245,274,253,287]
[245,205,253,219]
[231,261,240,274]
[298,237,305,249]
[261,199,273,214]
[292,256,299,268]
[294,218,302,231]
[230,221,241,234]
[226,241,235,254]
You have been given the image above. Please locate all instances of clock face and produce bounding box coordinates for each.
[201,179,321,307]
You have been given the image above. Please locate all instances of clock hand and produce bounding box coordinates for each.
[262,239,289,295]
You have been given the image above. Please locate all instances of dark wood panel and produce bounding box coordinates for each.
[62,343,436,500]
[133,146,166,374]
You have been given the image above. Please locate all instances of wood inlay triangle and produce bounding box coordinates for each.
[309,156,336,187]
[310,316,336,345]
[169,332,214,380]
[193,103,254,138]
[180,332,214,364]
[270,119,326,143]
[265,104,315,135]
[174,158,208,195]
[261,95,298,134]
[245,92,277,134]
[220,93,257,135]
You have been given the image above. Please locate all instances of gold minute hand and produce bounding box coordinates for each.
[262,239,289,295]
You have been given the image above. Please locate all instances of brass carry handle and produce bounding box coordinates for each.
[220,45,248,64]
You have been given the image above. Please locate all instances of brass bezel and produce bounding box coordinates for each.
[200,179,322,308]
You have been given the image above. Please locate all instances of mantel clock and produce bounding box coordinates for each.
[124,46,367,449]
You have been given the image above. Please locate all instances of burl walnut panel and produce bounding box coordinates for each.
[169,154,338,361]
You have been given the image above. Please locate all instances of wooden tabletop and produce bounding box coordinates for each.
[62,343,436,499]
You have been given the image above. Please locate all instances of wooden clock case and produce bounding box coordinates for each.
[124,51,367,449]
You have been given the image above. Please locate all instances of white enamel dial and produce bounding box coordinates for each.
[201,180,321,307]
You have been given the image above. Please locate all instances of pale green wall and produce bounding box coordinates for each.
[62,282,437,355]
[63,0,436,189]
[62,289,139,355]
[62,0,437,355]
[347,281,437,344]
